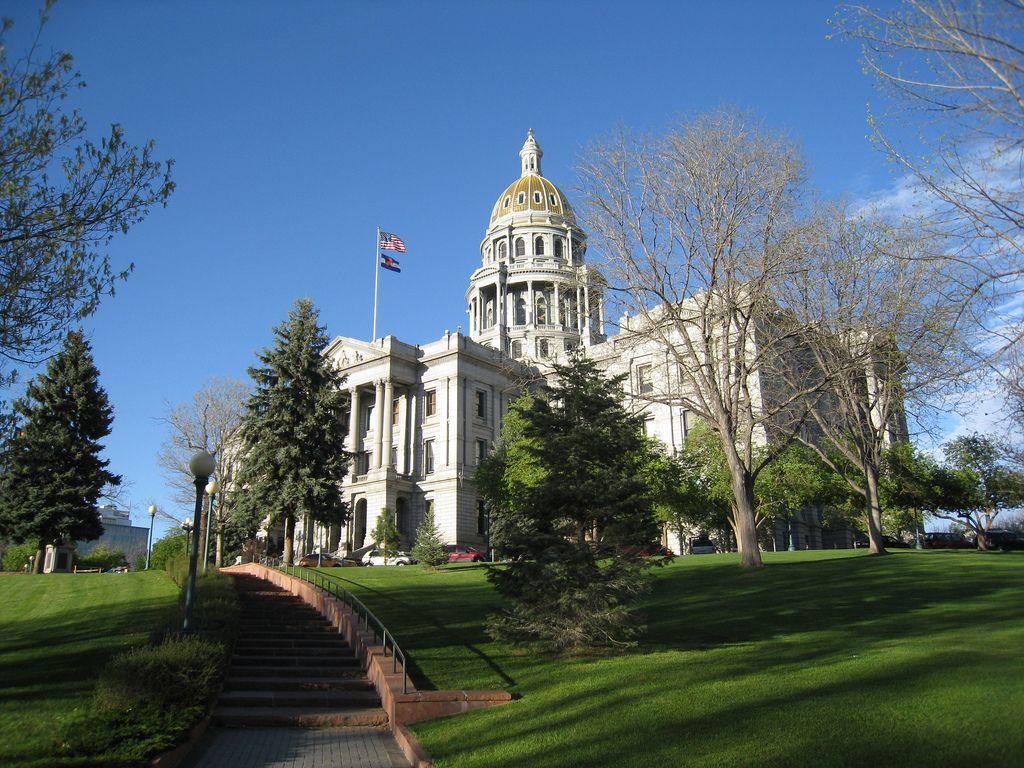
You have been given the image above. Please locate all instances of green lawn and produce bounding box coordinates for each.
[321,550,1024,768]
[0,571,179,767]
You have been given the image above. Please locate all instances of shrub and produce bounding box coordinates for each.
[412,507,449,568]
[94,635,225,710]
[75,544,128,572]
[1,540,39,571]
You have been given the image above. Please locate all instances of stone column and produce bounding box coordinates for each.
[372,379,385,469]
[382,378,394,468]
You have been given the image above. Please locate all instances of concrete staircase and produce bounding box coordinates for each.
[213,573,389,728]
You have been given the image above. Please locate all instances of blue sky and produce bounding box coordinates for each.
[4,0,963,538]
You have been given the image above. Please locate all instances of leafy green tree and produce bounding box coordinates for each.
[477,352,664,652]
[369,508,401,563]
[411,505,448,568]
[235,299,350,564]
[0,330,119,572]
[0,7,173,381]
[935,434,1024,549]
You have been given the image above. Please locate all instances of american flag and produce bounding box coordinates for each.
[380,232,406,252]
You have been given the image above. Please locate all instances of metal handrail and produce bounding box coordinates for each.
[258,555,409,694]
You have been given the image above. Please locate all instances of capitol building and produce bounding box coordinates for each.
[292,131,835,559]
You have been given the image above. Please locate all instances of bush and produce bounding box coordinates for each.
[412,507,449,568]
[94,635,226,710]
[75,544,128,572]
[1,540,39,571]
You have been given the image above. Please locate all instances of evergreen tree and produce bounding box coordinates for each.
[235,299,350,564]
[411,506,448,568]
[0,331,119,572]
[369,507,401,563]
[476,351,665,652]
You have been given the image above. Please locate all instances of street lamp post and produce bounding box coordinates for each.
[203,480,220,572]
[146,505,156,570]
[183,452,216,635]
[181,518,193,554]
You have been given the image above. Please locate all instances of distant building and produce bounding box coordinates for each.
[76,505,149,565]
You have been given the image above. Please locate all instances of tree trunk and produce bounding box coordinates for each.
[725,456,763,567]
[283,514,295,564]
[864,463,887,554]
[33,546,45,573]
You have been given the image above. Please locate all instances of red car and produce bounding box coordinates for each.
[445,544,486,562]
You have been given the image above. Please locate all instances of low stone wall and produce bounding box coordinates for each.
[222,563,510,761]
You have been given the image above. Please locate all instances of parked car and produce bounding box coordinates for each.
[445,544,486,562]
[854,535,911,549]
[362,549,417,566]
[688,536,716,555]
[921,532,973,550]
[296,552,361,567]
[979,530,1024,551]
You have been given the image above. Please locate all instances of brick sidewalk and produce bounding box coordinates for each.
[177,727,412,768]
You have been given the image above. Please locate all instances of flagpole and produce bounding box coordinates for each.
[373,226,380,341]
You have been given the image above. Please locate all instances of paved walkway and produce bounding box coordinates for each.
[177,726,412,768]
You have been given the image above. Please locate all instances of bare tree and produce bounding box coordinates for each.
[575,107,835,567]
[836,0,1024,278]
[155,375,247,566]
[784,204,985,552]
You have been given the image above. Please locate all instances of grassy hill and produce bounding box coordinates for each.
[1,551,1020,768]
[0,571,179,767]
[323,549,1024,768]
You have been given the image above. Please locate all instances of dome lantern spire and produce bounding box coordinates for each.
[520,128,543,177]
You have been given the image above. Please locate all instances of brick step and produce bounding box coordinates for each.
[231,664,366,679]
[230,653,361,668]
[224,676,375,693]
[233,644,355,658]
[211,706,389,728]
[217,689,381,708]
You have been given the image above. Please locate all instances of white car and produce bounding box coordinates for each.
[361,549,417,566]
[689,537,716,555]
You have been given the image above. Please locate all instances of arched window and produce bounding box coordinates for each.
[515,296,527,325]
[498,240,507,259]
[535,236,544,255]
[538,339,550,358]
[510,340,522,358]
[515,238,525,257]
[536,296,548,325]
[554,238,563,259]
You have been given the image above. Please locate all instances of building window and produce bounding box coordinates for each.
[476,439,488,465]
[477,499,487,535]
[536,296,547,325]
[424,440,435,474]
[392,398,400,426]
[550,193,558,207]
[535,236,544,255]
[355,452,369,476]
[538,338,550,358]
[498,240,507,259]
[534,191,542,204]
[554,238,563,259]
[681,410,694,437]
[476,390,487,419]
[510,340,522,358]
[515,238,525,257]
[637,364,653,394]
[391,446,398,467]
[363,405,374,432]
[517,192,525,205]
[503,196,510,209]
[425,390,436,417]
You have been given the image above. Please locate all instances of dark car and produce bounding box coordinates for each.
[979,530,1024,551]
[922,532,973,550]
[297,552,360,567]
[445,544,486,563]
[854,535,911,549]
